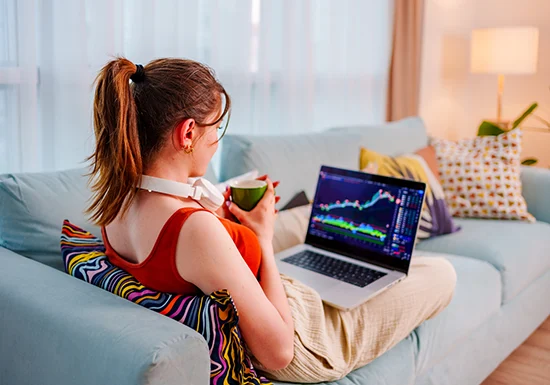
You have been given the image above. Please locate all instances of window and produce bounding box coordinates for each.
[0,0,20,173]
[0,0,393,173]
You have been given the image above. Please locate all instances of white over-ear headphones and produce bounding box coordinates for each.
[138,175,225,212]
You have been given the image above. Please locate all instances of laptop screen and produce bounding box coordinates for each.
[305,166,426,274]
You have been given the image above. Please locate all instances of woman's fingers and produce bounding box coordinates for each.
[227,202,247,224]
[257,175,280,188]
[256,176,279,211]
[256,178,275,210]
[265,177,275,196]
[223,186,231,200]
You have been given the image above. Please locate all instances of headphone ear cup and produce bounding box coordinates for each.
[193,178,225,211]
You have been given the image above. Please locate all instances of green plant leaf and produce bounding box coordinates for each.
[477,121,507,136]
[521,158,538,166]
[512,102,538,128]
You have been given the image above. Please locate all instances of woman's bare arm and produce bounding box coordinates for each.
[256,239,294,339]
[175,211,294,371]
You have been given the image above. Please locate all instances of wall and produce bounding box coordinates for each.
[419,0,550,167]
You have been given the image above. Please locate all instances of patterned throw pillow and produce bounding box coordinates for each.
[60,220,271,385]
[431,129,534,221]
[360,147,460,239]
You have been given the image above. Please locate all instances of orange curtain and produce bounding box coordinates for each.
[386,0,424,122]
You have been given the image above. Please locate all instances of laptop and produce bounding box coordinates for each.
[275,165,426,311]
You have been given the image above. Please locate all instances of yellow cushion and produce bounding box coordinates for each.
[359,147,460,239]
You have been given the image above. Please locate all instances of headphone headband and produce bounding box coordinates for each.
[138,175,223,211]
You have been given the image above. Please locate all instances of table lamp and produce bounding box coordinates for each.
[470,27,539,125]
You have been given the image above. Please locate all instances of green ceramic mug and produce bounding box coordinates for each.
[230,179,268,211]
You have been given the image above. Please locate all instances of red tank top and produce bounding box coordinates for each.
[101,207,262,295]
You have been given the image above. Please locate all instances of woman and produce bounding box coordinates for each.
[87,57,294,371]
[87,57,456,382]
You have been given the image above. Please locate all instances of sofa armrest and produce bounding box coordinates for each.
[521,166,550,223]
[0,247,210,385]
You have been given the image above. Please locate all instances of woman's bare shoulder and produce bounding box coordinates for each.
[177,209,228,242]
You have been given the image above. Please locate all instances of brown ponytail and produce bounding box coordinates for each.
[86,58,143,226]
[86,57,231,227]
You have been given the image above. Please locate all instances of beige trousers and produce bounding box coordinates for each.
[258,206,457,383]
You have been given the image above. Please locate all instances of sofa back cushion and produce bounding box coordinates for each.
[0,168,98,271]
[219,117,428,206]
[220,133,363,206]
[328,117,428,155]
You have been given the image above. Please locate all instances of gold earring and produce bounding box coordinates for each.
[183,145,194,154]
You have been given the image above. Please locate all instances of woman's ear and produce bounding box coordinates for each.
[174,118,196,149]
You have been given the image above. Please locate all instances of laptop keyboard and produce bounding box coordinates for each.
[282,250,387,288]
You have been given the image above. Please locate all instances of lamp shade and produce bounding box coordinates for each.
[470,27,539,74]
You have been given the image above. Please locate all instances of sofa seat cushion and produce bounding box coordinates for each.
[273,252,499,385]
[412,252,501,375]
[416,218,550,303]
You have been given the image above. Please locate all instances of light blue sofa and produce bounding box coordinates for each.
[1,118,549,385]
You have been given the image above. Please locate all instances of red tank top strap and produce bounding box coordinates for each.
[153,207,209,257]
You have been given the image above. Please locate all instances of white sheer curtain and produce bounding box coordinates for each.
[0,0,394,174]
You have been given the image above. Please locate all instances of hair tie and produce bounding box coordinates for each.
[131,64,145,83]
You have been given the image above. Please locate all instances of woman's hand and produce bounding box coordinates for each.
[215,185,237,221]
[228,175,280,244]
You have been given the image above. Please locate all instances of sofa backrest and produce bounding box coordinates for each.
[219,117,428,206]
[0,118,426,268]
